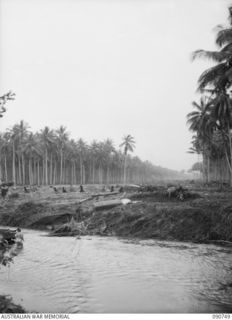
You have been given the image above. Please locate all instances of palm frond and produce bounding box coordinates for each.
[192,49,231,63]
[191,101,201,111]
[224,66,232,80]
[215,27,232,47]
[197,63,229,92]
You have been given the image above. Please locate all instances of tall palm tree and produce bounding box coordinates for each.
[56,126,69,184]
[120,134,135,185]
[14,120,29,185]
[191,5,232,184]
[7,127,17,186]
[0,133,11,181]
[39,126,54,185]
[206,91,232,183]
[24,133,41,185]
[192,7,232,93]
[102,139,115,184]
[65,139,77,185]
[76,138,87,184]
[187,98,215,182]
[89,140,100,184]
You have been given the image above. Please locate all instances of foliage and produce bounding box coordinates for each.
[188,5,232,184]
[190,162,203,172]
[0,122,183,185]
[0,92,15,118]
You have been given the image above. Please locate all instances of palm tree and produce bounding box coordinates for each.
[191,5,232,185]
[56,126,69,184]
[192,7,232,93]
[187,98,215,182]
[14,120,30,185]
[206,91,232,184]
[66,139,78,185]
[7,127,17,186]
[0,133,11,181]
[39,126,54,185]
[102,139,115,184]
[24,133,41,185]
[89,140,100,184]
[120,134,135,185]
[76,138,87,184]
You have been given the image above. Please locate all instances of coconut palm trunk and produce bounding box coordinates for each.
[60,150,63,185]
[22,153,25,185]
[123,154,127,185]
[227,126,232,186]
[4,156,8,182]
[44,148,48,185]
[12,140,16,186]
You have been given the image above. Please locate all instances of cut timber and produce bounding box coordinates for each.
[91,191,119,198]
[126,184,140,188]
[78,197,93,204]
[123,184,141,191]
[94,199,122,210]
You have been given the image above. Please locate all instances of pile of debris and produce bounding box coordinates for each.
[49,217,87,237]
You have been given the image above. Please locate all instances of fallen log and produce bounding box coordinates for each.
[93,199,122,210]
[123,184,140,190]
[91,191,119,198]
[78,197,93,204]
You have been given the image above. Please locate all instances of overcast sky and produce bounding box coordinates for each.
[0,0,231,171]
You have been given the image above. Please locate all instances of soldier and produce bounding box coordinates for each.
[76,205,83,222]
[24,186,30,193]
[1,185,9,199]
[15,228,24,247]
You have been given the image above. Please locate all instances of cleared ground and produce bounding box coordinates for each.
[0,183,232,243]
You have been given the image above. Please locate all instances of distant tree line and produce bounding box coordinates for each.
[0,121,182,186]
[187,5,232,185]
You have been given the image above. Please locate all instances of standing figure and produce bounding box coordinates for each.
[15,228,24,247]
[24,186,29,193]
[53,187,59,193]
[1,186,9,199]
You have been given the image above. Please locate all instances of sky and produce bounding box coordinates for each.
[0,0,231,171]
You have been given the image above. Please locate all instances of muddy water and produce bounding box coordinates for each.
[0,229,232,313]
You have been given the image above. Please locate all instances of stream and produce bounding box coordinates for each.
[0,228,232,313]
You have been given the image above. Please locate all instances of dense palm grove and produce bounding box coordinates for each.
[0,121,182,186]
[187,5,232,185]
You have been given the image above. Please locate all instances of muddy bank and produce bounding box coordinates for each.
[0,187,232,243]
[0,295,25,313]
[85,199,232,242]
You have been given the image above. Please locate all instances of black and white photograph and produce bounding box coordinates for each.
[0,0,232,315]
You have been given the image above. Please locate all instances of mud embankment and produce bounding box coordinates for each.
[0,190,232,243]
[86,200,232,242]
